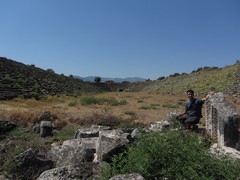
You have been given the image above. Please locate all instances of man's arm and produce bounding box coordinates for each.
[201,91,215,101]
[177,110,187,118]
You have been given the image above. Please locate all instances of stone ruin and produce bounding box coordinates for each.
[205,92,240,150]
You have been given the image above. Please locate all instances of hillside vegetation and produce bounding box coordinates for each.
[132,62,240,96]
[1,57,239,100]
[0,57,105,100]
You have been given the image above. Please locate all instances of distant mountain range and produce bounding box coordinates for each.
[74,76,146,82]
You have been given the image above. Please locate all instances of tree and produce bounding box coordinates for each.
[157,76,165,80]
[94,76,101,83]
[46,69,55,74]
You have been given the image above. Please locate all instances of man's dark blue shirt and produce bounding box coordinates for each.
[185,98,204,118]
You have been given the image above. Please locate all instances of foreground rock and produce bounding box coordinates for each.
[12,149,54,180]
[0,121,17,134]
[110,173,145,180]
[37,162,100,180]
[209,143,240,160]
[36,126,139,179]
[205,93,240,150]
[48,138,97,167]
[48,125,139,168]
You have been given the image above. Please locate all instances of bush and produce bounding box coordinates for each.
[162,103,178,108]
[68,100,78,106]
[139,105,156,110]
[46,69,55,73]
[102,130,240,179]
[30,91,41,100]
[169,73,180,78]
[124,111,136,116]
[2,74,15,84]
[157,76,165,80]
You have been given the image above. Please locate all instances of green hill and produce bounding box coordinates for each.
[0,57,105,100]
[132,62,240,96]
[1,57,239,99]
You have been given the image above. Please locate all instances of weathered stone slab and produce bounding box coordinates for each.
[37,162,100,180]
[40,121,53,137]
[48,139,83,166]
[12,149,53,180]
[205,93,240,150]
[97,129,129,162]
[110,173,145,180]
[0,121,17,134]
[74,125,111,139]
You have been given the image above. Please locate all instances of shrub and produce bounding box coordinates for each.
[101,130,240,179]
[157,76,165,80]
[150,103,160,107]
[124,111,136,116]
[80,96,98,105]
[68,100,78,106]
[139,103,160,110]
[137,99,144,103]
[114,100,127,106]
[2,74,15,84]
[162,103,178,108]
[46,69,55,73]
[30,91,41,100]
[169,73,180,78]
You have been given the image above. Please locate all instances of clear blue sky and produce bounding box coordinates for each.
[0,0,239,80]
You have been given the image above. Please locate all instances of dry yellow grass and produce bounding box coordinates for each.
[0,92,239,128]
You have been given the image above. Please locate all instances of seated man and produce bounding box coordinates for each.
[177,89,210,130]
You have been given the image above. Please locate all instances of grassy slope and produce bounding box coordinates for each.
[133,64,239,95]
[0,57,104,99]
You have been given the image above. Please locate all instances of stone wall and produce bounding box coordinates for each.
[205,93,240,150]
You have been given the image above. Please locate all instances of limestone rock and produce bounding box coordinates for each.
[47,138,98,167]
[97,129,129,162]
[110,173,145,180]
[74,125,111,139]
[12,149,54,180]
[37,162,100,180]
[40,121,53,137]
[205,93,240,150]
[0,121,17,134]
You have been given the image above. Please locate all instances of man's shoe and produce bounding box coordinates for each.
[192,125,198,130]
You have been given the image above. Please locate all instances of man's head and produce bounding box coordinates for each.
[187,89,194,100]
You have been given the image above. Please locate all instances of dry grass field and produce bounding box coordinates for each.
[1,92,239,129]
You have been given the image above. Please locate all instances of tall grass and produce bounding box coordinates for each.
[53,126,76,141]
